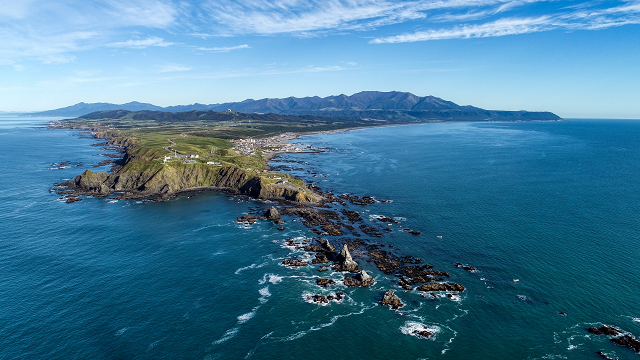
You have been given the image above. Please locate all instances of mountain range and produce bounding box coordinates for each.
[29,91,561,121]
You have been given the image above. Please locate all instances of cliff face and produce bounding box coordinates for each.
[65,162,319,203]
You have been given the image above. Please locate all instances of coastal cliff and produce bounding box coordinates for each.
[61,162,319,202]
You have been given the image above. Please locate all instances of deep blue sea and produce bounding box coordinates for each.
[1,117,639,359]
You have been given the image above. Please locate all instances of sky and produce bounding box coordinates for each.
[0,0,639,118]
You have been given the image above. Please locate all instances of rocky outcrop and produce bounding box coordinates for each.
[282,259,307,267]
[588,326,621,336]
[343,270,374,287]
[338,244,359,272]
[316,278,336,287]
[380,290,403,309]
[417,283,465,292]
[265,207,280,220]
[611,335,640,353]
[588,325,640,354]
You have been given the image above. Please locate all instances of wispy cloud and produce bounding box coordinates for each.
[109,36,174,48]
[371,16,554,43]
[200,0,518,35]
[0,0,178,64]
[371,0,640,43]
[196,44,250,52]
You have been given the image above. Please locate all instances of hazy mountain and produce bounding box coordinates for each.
[30,91,561,121]
[32,101,163,117]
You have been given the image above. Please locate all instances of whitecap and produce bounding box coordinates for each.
[259,286,271,297]
[212,327,239,345]
[400,321,440,340]
[235,263,266,275]
[632,317,640,323]
[114,327,128,336]
[517,295,527,301]
[237,309,258,324]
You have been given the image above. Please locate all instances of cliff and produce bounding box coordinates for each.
[61,161,319,203]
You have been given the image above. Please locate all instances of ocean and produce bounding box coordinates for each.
[1,117,639,359]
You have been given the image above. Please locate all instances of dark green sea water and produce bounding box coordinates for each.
[1,118,639,359]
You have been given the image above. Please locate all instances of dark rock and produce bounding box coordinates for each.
[417,283,465,292]
[611,335,640,353]
[312,253,329,264]
[282,258,307,267]
[596,351,617,360]
[588,326,621,336]
[265,206,280,220]
[380,290,403,309]
[318,238,335,252]
[236,215,259,224]
[375,216,398,224]
[413,329,433,338]
[322,224,343,236]
[316,278,336,287]
[312,295,329,303]
[360,224,382,237]
[343,270,374,287]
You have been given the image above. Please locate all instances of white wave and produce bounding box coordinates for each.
[259,286,271,297]
[212,327,239,345]
[517,295,527,301]
[268,275,283,284]
[632,317,640,323]
[114,327,128,336]
[211,251,226,256]
[275,304,373,342]
[235,263,266,275]
[400,321,440,340]
[238,307,259,324]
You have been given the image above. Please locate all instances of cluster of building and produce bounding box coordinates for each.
[231,133,316,156]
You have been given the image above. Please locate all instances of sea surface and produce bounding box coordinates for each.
[1,117,639,359]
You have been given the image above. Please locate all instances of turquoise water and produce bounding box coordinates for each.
[1,118,639,359]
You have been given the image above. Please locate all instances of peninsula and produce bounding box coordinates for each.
[50,92,562,203]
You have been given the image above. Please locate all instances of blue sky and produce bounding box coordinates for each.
[1,0,639,118]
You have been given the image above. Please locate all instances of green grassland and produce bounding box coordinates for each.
[58,110,370,176]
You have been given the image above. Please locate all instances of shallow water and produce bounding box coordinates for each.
[1,118,639,359]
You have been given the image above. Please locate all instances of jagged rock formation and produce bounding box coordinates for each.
[343,270,374,287]
[380,290,403,309]
[338,244,359,272]
[265,207,280,220]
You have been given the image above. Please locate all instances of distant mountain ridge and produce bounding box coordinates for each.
[30,91,561,121]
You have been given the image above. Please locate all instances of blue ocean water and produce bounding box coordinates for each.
[1,118,639,359]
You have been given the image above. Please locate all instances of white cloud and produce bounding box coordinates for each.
[371,1,640,43]
[200,0,518,35]
[197,44,250,52]
[371,16,554,43]
[109,36,174,48]
[0,0,178,64]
